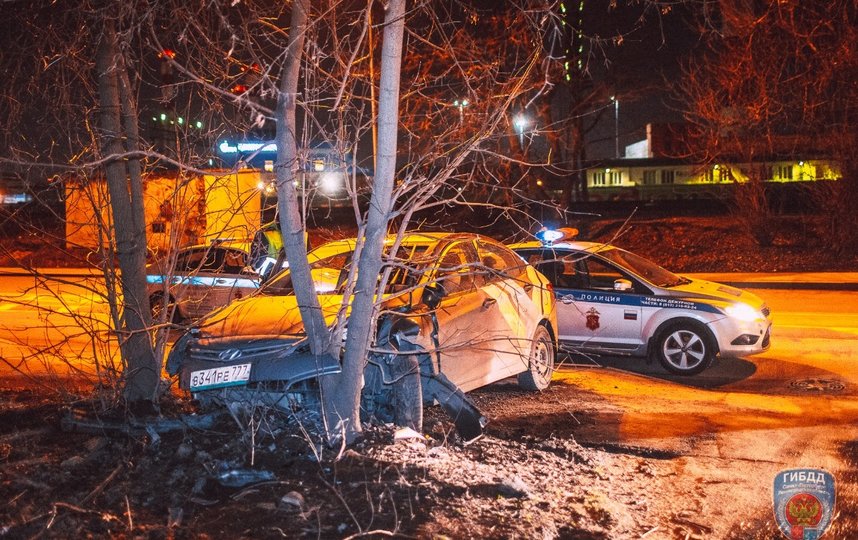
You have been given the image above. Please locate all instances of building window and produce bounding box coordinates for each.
[777,165,793,180]
[607,171,620,185]
[661,170,675,184]
[593,172,606,186]
[643,170,656,185]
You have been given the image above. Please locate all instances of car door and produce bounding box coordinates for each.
[427,240,498,392]
[167,248,207,319]
[475,240,540,379]
[555,251,644,351]
[176,247,225,319]
[177,246,252,319]
[213,247,257,306]
[521,248,644,352]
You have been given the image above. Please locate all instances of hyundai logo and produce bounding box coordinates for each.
[218,348,243,361]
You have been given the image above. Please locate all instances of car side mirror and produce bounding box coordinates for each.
[614,278,633,292]
[421,283,446,310]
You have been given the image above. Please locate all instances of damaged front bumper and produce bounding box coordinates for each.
[166,329,487,443]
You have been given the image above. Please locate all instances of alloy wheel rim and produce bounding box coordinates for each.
[663,330,705,370]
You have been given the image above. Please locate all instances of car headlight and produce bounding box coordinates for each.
[724,302,764,322]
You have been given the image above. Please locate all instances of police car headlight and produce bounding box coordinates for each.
[725,302,764,322]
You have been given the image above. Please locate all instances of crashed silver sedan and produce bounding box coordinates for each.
[166,232,558,441]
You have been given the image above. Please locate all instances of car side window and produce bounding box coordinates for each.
[519,249,583,289]
[434,242,478,295]
[476,241,524,285]
[174,249,206,273]
[223,249,248,273]
[200,249,226,273]
[383,245,427,293]
[581,257,628,291]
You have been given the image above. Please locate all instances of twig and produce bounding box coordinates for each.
[319,474,360,531]
[641,526,661,538]
[125,495,133,531]
[80,463,123,505]
[229,480,292,501]
[46,501,116,530]
[343,530,397,539]
[672,515,713,534]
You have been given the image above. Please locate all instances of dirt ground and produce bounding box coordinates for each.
[0,383,794,540]
[0,214,855,538]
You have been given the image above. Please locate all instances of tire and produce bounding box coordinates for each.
[518,325,555,391]
[149,292,178,324]
[654,322,714,376]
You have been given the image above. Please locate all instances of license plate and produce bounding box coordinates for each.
[189,363,251,391]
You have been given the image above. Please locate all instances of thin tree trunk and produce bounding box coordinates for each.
[275,0,329,354]
[96,20,158,405]
[331,0,407,444]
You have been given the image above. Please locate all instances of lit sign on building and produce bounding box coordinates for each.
[218,141,277,154]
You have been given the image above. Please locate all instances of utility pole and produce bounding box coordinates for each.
[613,96,619,159]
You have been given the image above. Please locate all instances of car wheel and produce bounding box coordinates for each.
[655,322,714,375]
[149,292,178,324]
[518,325,555,391]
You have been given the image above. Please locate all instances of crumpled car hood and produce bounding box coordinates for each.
[195,293,348,339]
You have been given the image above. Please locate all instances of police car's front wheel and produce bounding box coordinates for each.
[655,322,714,376]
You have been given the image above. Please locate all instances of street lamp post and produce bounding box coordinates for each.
[612,96,619,159]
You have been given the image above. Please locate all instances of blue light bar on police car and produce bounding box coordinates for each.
[535,227,579,245]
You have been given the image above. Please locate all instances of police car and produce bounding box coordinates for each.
[146,230,283,322]
[511,228,772,375]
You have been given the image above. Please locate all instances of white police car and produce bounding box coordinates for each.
[147,240,275,322]
[511,228,772,375]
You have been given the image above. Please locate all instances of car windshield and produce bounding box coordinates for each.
[598,247,689,288]
[259,245,431,296]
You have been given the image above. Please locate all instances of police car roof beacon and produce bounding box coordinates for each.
[535,227,579,246]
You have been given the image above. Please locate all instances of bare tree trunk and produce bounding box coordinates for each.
[96,20,158,406]
[274,0,329,354]
[330,0,407,444]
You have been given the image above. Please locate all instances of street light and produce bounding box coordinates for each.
[513,113,529,148]
[611,96,619,159]
[453,98,469,123]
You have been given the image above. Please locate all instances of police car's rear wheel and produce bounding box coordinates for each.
[518,325,555,391]
[655,322,713,376]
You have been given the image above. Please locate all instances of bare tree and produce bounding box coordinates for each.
[679,0,858,250]
[0,2,166,407]
[95,16,159,406]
